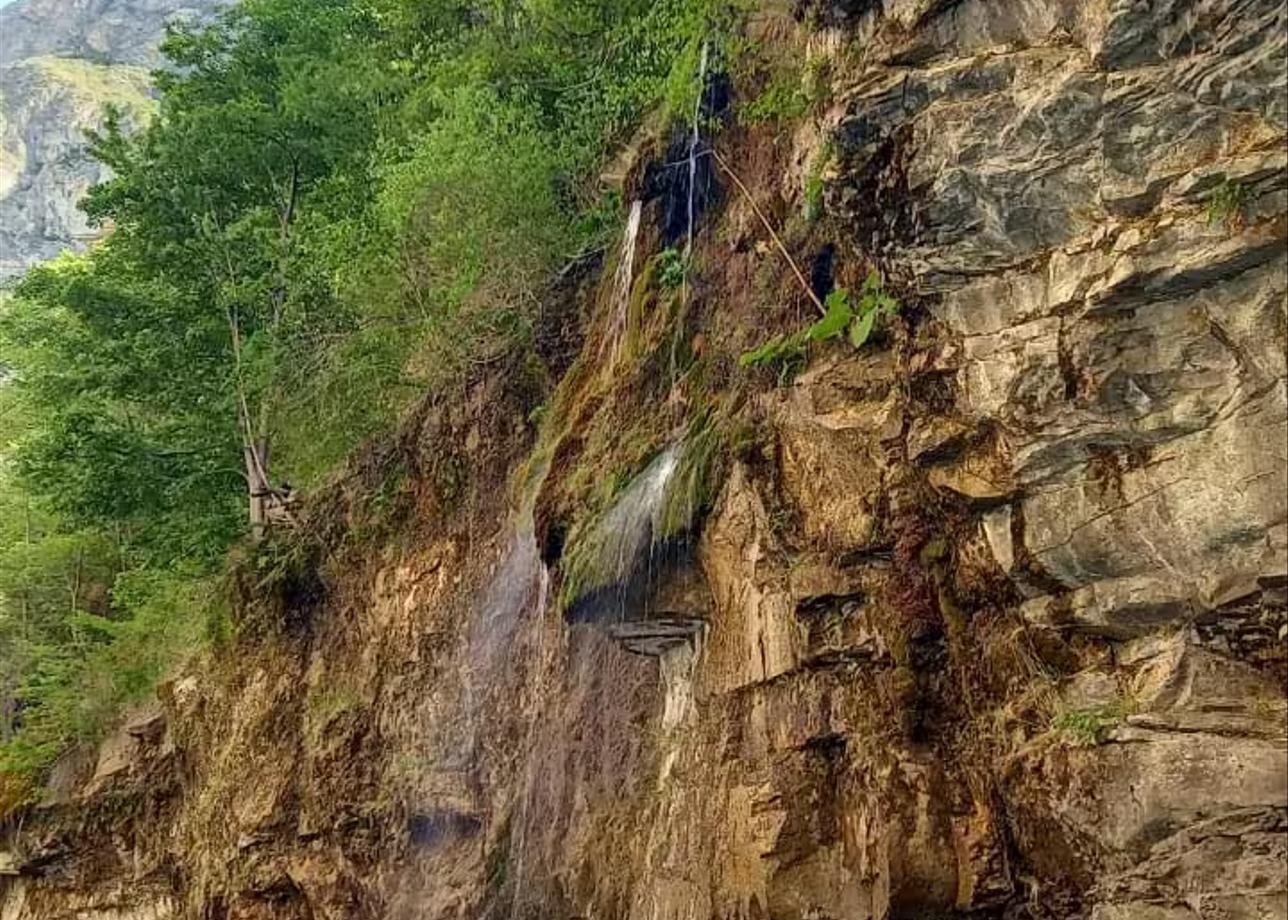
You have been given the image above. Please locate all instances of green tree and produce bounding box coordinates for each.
[82,0,407,534]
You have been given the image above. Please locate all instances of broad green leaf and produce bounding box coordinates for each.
[807,288,853,341]
[848,308,877,348]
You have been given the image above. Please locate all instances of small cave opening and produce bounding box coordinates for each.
[563,531,698,627]
[809,243,837,303]
[540,519,568,568]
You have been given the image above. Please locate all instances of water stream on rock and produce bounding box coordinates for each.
[684,42,709,267]
[459,458,551,794]
[603,198,643,363]
[571,443,682,624]
[671,40,709,390]
[456,459,556,918]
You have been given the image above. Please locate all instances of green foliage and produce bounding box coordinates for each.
[2,253,244,562]
[1207,178,1248,227]
[0,565,210,783]
[740,53,830,127]
[1050,698,1133,747]
[658,1,751,120]
[741,68,810,125]
[657,247,688,290]
[739,271,900,375]
[575,189,625,250]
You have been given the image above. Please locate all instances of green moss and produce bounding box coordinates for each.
[305,685,362,750]
[1207,178,1249,228]
[623,256,662,361]
[558,411,729,611]
[1050,698,1135,747]
[657,416,722,537]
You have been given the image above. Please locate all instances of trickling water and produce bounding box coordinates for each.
[684,42,710,265]
[583,443,681,622]
[446,460,557,916]
[672,41,709,389]
[603,199,644,363]
[508,560,549,920]
[460,461,551,772]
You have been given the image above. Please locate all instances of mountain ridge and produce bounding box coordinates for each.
[0,0,225,280]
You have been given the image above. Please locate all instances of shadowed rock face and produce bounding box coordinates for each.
[1,1,1284,918]
[0,0,225,280]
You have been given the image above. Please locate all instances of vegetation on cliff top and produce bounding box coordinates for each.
[0,0,734,799]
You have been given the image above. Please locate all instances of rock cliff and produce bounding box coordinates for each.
[1,1,1285,918]
[0,0,224,280]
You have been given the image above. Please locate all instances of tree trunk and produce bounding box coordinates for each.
[245,439,271,540]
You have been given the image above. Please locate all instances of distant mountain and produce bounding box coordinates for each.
[0,0,226,280]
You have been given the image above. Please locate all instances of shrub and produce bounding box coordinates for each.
[739,270,900,375]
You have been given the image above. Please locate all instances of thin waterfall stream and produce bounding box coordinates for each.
[603,199,643,362]
[684,41,710,267]
[672,40,710,388]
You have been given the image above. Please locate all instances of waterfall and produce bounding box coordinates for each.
[455,460,558,918]
[684,42,709,265]
[591,444,681,621]
[603,199,643,363]
[562,441,696,626]
[461,462,550,763]
[672,41,709,388]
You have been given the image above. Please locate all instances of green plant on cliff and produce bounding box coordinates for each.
[1207,178,1248,228]
[1050,697,1135,747]
[741,66,811,125]
[802,141,834,222]
[740,50,830,127]
[739,270,900,374]
[657,247,688,290]
[803,172,825,223]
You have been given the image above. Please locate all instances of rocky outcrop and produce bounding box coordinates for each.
[0,0,225,280]
[1,0,1284,917]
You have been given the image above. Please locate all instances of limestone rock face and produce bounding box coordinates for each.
[866,0,1288,641]
[0,0,225,280]
[1,1,1284,918]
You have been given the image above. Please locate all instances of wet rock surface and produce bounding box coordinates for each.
[2,1,1285,918]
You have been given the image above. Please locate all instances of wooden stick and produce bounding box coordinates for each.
[711,148,826,317]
